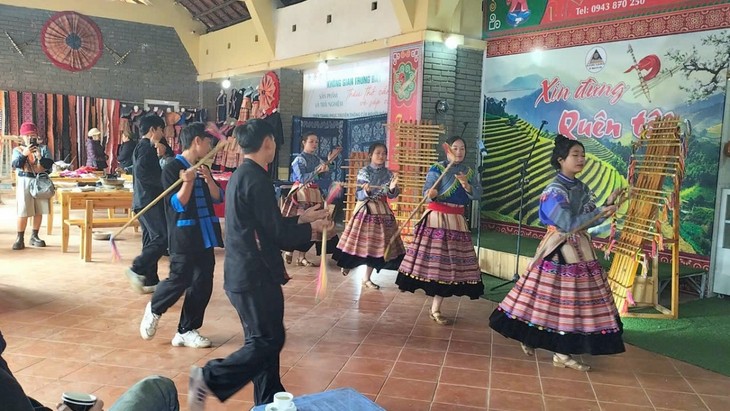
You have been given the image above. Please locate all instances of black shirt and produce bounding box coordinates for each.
[224,158,312,291]
[117,140,136,169]
[132,138,163,211]
[162,156,224,255]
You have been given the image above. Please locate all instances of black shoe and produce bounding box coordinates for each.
[29,236,46,247]
[12,238,25,250]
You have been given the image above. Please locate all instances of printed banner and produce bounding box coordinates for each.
[387,42,424,165]
[483,0,705,37]
[481,28,729,260]
[303,57,389,119]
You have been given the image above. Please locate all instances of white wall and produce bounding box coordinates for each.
[274,0,401,60]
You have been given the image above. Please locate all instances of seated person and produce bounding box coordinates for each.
[1,331,178,411]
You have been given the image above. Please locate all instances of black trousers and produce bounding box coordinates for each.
[151,248,215,334]
[131,203,167,286]
[203,282,285,405]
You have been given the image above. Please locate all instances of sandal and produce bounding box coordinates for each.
[362,280,380,289]
[284,252,293,265]
[341,268,350,276]
[296,258,316,267]
[553,354,591,372]
[429,311,449,325]
[520,343,535,356]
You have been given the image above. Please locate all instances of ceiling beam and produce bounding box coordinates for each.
[190,0,243,19]
[243,0,275,55]
[391,0,418,31]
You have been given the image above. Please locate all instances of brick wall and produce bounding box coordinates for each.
[0,4,199,106]
[421,42,484,167]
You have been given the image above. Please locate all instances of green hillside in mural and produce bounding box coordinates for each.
[480,117,628,233]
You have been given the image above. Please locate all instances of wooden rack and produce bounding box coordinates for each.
[389,120,443,243]
[606,115,687,319]
[341,151,370,223]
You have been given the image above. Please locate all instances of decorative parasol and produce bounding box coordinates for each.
[258,71,280,117]
[41,11,103,72]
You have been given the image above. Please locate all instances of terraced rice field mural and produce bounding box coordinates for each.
[480,117,626,234]
[481,28,729,258]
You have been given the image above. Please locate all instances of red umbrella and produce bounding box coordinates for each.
[41,11,103,72]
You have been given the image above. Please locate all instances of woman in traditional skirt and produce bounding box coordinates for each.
[396,136,485,325]
[489,135,625,371]
[334,143,405,289]
[282,132,339,266]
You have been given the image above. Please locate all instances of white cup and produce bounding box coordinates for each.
[272,391,293,409]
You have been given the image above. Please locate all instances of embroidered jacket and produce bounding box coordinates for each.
[424,161,482,206]
[538,173,604,232]
[356,164,399,201]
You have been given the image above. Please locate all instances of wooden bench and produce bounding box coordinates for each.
[62,196,138,262]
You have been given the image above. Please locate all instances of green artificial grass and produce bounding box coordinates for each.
[480,273,730,376]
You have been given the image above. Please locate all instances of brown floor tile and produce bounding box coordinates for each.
[491,358,538,376]
[309,340,360,356]
[3,353,44,372]
[379,377,437,401]
[631,358,681,376]
[587,370,639,387]
[430,403,485,411]
[362,332,408,347]
[540,377,596,401]
[341,356,395,376]
[404,336,450,352]
[293,352,350,372]
[489,388,545,411]
[390,361,441,382]
[375,395,432,411]
[645,389,709,410]
[280,367,338,393]
[399,347,447,366]
[537,360,590,381]
[17,358,88,380]
[63,364,162,387]
[352,343,402,361]
[592,383,653,407]
[701,394,730,411]
[686,377,730,396]
[450,328,492,344]
[433,383,488,408]
[490,372,542,394]
[438,366,489,388]
[544,396,600,411]
[636,372,694,392]
[327,372,387,395]
[599,403,654,411]
[410,325,453,339]
[443,352,490,371]
[447,340,491,356]
[492,342,532,360]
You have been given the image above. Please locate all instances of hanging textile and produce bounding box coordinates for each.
[0,90,120,169]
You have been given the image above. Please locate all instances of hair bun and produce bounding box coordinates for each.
[554,134,570,146]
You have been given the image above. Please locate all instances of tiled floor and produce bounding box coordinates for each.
[1,200,729,410]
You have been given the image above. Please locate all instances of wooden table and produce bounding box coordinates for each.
[47,176,102,235]
[56,189,134,252]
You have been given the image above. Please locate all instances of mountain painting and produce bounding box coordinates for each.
[481,29,729,258]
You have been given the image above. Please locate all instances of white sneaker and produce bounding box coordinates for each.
[172,330,212,348]
[188,366,209,411]
[140,302,160,340]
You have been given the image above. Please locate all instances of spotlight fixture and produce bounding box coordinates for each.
[435,99,449,114]
[221,78,231,89]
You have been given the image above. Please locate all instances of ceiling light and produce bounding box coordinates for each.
[221,78,231,89]
[444,35,460,50]
[318,60,329,74]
